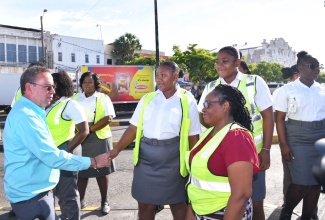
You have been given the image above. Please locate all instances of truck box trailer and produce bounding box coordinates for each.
[77,65,155,112]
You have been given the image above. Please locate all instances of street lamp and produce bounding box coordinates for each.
[40,9,47,65]
[97,24,103,41]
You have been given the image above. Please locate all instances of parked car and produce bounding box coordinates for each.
[267,83,284,94]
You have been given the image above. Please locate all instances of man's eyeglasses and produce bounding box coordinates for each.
[29,82,55,91]
[203,100,223,109]
[302,64,324,70]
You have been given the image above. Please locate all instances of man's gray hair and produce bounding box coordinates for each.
[20,66,50,95]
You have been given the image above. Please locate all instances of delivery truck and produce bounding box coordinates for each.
[76,65,156,112]
[0,67,24,110]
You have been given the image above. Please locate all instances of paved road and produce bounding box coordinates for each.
[0,111,324,219]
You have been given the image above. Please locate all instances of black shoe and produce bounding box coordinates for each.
[279,211,292,220]
[155,205,164,214]
[101,201,110,215]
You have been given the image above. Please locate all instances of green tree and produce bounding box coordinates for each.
[169,44,216,83]
[124,54,166,69]
[111,33,142,64]
[250,62,284,82]
[316,71,325,83]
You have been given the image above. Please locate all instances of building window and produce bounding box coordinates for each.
[0,43,5,61]
[7,44,16,62]
[58,52,62,62]
[107,59,112,65]
[96,55,100,64]
[28,46,37,62]
[85,54,89,63]
[18,45,27,63]
[71,53,75,62]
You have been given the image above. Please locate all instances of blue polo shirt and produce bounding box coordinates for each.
[3,96,91,203]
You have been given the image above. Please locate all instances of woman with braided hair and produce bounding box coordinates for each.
[186,84,259,220]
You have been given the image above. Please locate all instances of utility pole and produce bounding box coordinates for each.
[97,24,103,41]
[40,9,47,66]
[154,0,160,68]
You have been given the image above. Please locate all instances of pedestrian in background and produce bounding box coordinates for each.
[274,51,324,220]
[198,46,274,220]
[74,71,116,215]
[239,60,252,75]
[3,66,111,220]
[186,84,259,220]
[109,61,201,220]
[46,71,89,220]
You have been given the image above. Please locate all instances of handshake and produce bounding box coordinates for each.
[90,151,113,170]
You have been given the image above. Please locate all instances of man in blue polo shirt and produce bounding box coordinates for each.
[3,66,111,220]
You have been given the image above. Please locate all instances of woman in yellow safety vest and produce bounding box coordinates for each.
[75,72,116,215]
[186,84,259,220]
[109,61,201,220]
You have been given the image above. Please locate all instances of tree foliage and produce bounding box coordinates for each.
[169,44,217,83]
[124,55,165,69]
[249,62,284,82]
[316,72,325,83]
[111,33,142,64]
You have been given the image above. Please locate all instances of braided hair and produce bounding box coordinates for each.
[212,84,253,132]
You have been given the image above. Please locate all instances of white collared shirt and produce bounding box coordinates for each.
[46,96,86,124]
[130,88,201,139]
[198,72,273,112]
[273,79,325,121]
[76,91,116,123]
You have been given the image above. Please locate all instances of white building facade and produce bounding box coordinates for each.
[0,25,43,67]
[51,35,104,72]
[239,38,296,67]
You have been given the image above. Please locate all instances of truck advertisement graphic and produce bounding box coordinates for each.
[78,65,155,111]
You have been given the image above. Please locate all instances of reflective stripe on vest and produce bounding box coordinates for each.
[134,89,191,177]
[190,175,231,192]
[186,123,250,215]
[206,75,263,152]
[15,89,22,101]
[73,93,112,139]
[46,99,75,147]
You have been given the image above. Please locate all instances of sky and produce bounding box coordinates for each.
[1,0,324,66]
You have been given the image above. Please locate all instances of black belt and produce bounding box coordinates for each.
[288,118,325,128]
[141,136,180,145]
[15,191,50,204]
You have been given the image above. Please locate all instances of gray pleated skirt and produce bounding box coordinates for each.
[286,119,325,185]
[78,131,116,178]
[131,136,188,205]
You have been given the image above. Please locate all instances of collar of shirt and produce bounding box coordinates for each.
[156,85,184,99]
[20,96,45,115]
[45,96,68,113]
[80,91,100,99]
[219,71,243,87]
[296,78,319,89]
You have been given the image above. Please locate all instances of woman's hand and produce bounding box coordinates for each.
[109,148,120,160]
[281,144,294,162]
[258,150,270,170]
